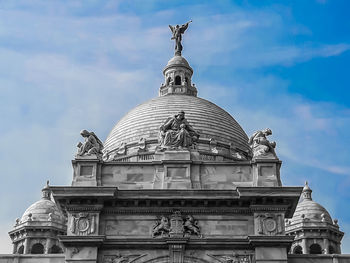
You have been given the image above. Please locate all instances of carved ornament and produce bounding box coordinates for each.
[255,213,284,235]
[152,211,201,238]
[208,253,253,263]
[103,254,147,263]
[70,213,96,236]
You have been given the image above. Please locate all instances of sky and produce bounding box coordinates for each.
[0,0,349,254]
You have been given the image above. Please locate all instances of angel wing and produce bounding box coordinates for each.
[168,24,175,34]
[90,132,104,148]
[248,131,260,145]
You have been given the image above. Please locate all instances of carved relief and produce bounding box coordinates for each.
[152,211,202,238]
[248,128,277,159]
[183,215,202,237]
[152,216,170,237]
[103,254,147,263]
[70,213,96,236]
[255,213,284,235]
[169,211,185,237]
[208,253,253,263]
[210,138,218,154]
[138,137,146,152]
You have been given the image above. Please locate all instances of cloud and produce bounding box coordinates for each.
[1,0,350,254]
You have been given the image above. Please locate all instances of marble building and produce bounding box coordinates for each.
[1,22,349,263]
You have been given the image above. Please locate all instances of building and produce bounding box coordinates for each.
[1,23,349,263]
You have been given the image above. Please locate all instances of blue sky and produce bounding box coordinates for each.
[0,0,350,253]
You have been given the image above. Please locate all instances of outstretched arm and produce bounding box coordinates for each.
[168,24,174,33]
[180,20,192,32]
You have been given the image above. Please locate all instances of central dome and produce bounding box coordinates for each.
[104,95,249,154]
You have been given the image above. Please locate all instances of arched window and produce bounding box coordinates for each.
[329,245,335,254]
[293,245,303,254]
[49,245,63,254]
[31,243,44,254]
[175,76,181,85]
[166,77,171,85]
[310,243,322,254]
[17,245,24,254]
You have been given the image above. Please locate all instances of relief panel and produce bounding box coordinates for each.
[201,165,252,189]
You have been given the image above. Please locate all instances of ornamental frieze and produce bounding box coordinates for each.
[208,253,253,263]
[103,254,147,263]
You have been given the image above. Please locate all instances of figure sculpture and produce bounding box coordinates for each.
[76,130,103,157]
[152,216,170,237]
[248,128,277,158]
[183,215,202,237]
[169,20,192,56]
[159,111,199,149]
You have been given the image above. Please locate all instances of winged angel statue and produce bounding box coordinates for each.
[169,20,192,55]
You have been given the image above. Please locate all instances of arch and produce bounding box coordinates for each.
[49,245,63,254]
[31,243,44,254]
[329,245,335,254]
[310,243,322,254]
[293,245,303,254]
[17,245,24,254]
[175,75,181,85]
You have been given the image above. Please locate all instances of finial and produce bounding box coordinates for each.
[302,181,312,200]
[41,180,51,200]
[169,20,192,56]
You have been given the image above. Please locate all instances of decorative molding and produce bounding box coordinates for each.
[103,254,147,263]
[207,253,253,263]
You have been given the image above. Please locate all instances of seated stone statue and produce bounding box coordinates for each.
[159,111,199,149]
[77,130,103,157]
[248,128,277,158]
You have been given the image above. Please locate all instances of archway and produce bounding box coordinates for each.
[310,243,322,254]
[175,75,181,85]
[293,245,303,254]
[31,243,44,254]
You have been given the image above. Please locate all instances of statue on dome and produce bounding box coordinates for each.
[76,129,104,157]
[159,111,199,149]
[169,20,192,56]
[248,128,277,159]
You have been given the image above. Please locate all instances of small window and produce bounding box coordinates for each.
[31,243,44,254]
[329,245,335,254]
[293,245,303,254]
[310,243,322,254]
[166,77,171,85]
[175,76,181,85]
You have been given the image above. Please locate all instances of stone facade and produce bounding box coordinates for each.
[2,25,349,263]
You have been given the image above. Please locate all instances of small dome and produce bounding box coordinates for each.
[166,55,190,67]
[291,199,333,224]
[290,182,332,224]
[21,199,65,225]
[20,183,65,225]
